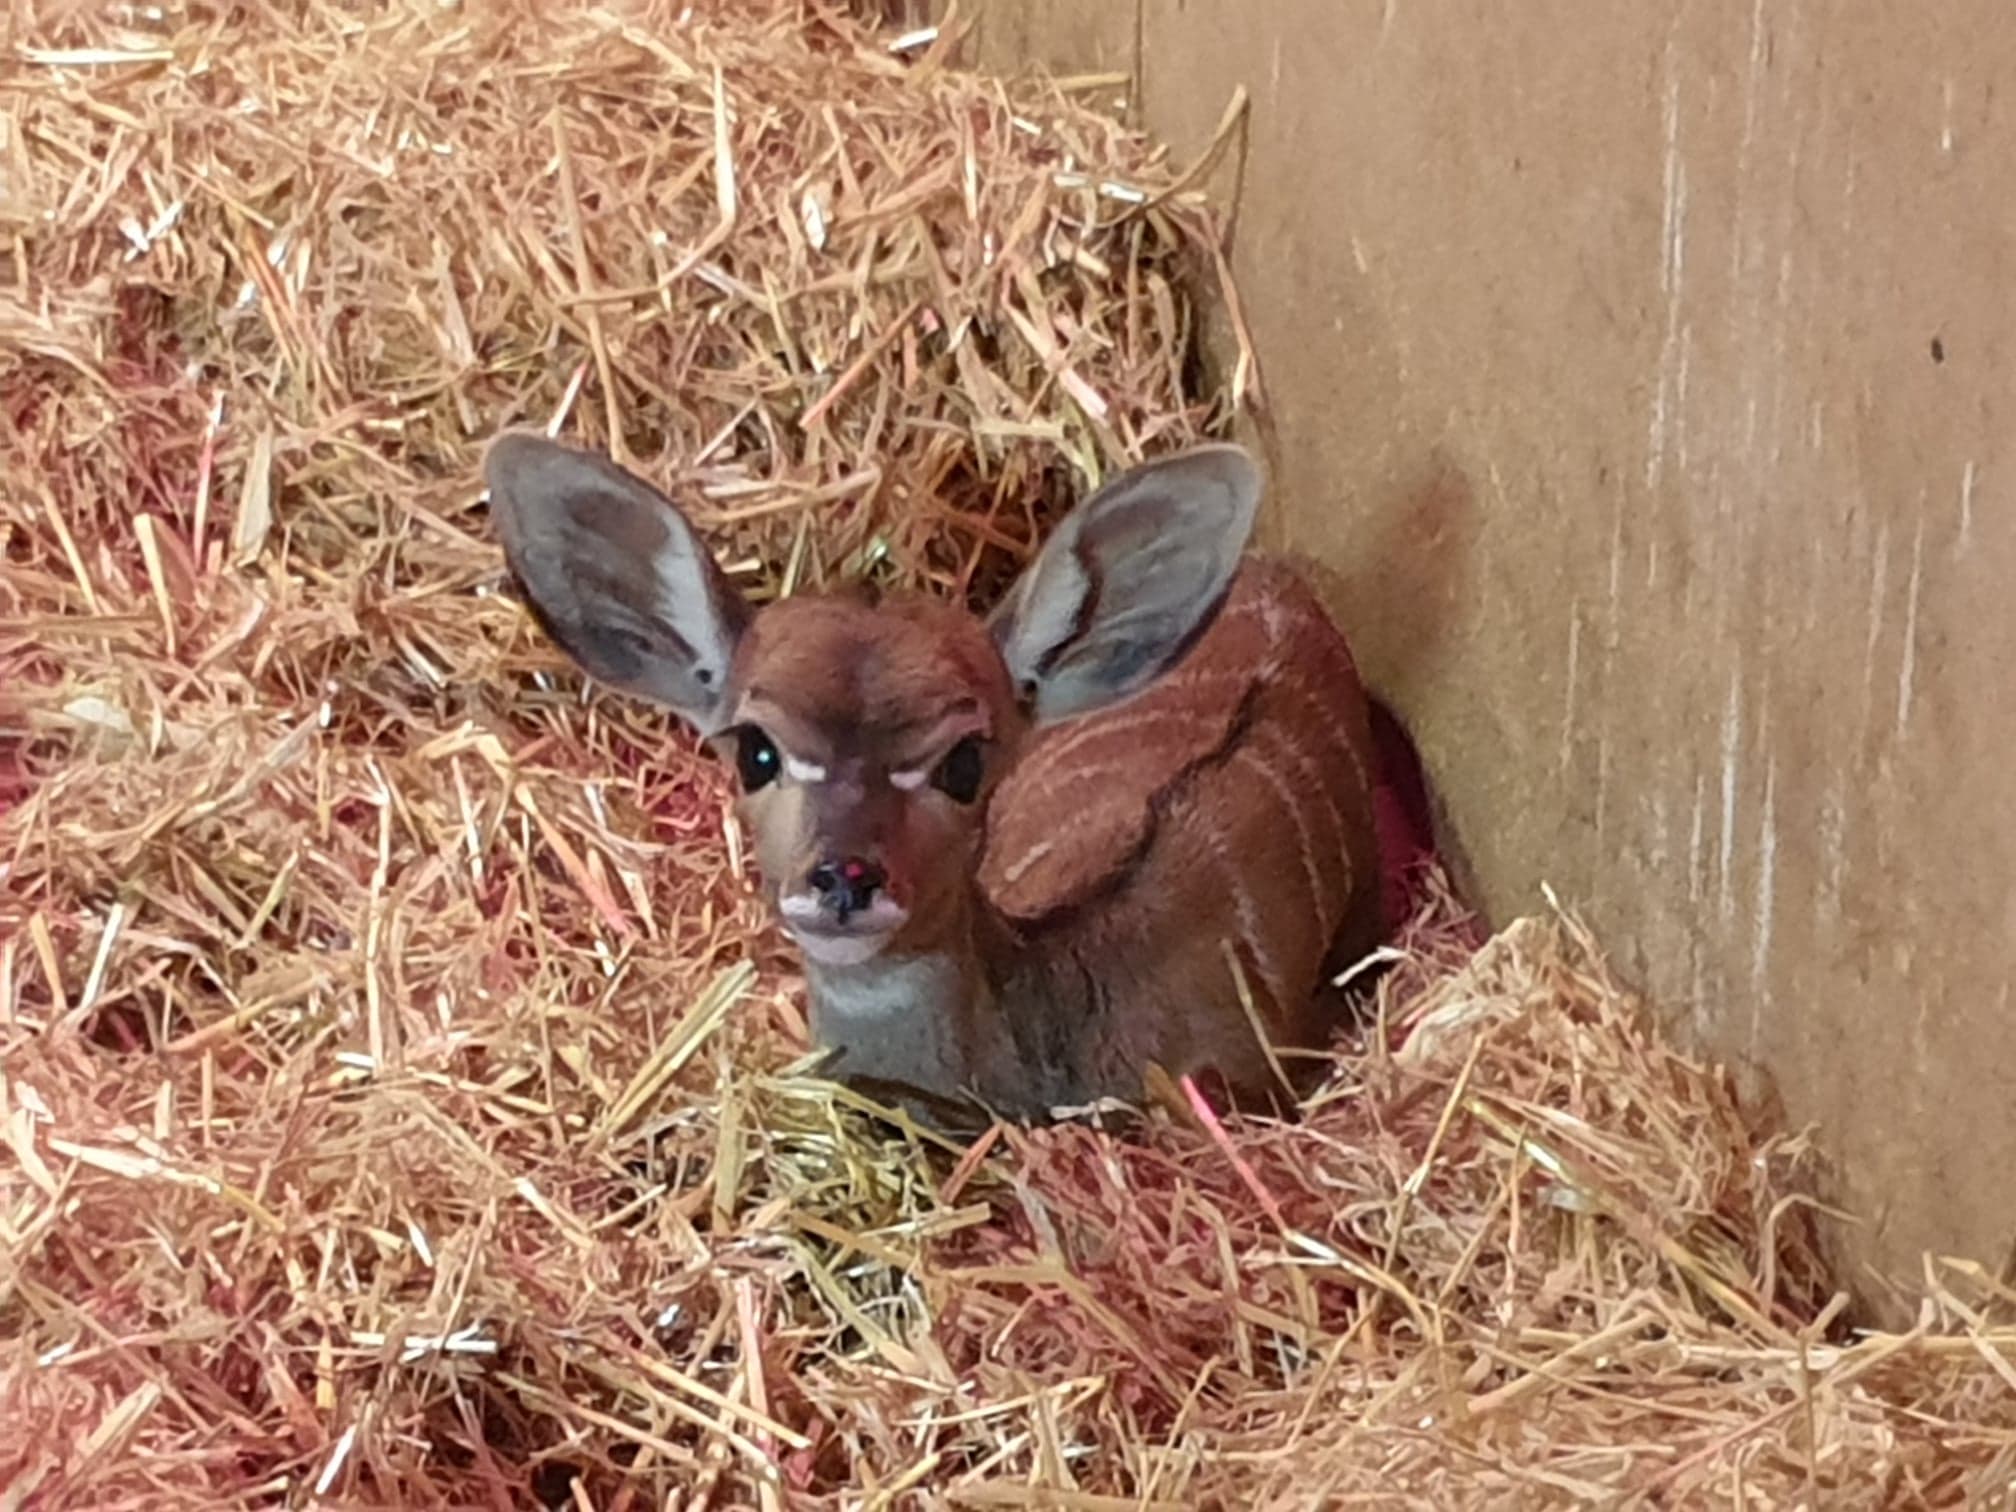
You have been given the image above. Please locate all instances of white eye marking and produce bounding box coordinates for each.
[889,767,930,791]
[783,754,828,784]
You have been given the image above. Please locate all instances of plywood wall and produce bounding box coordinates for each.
[966,0,2016,1313]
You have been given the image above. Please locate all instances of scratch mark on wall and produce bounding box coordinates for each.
[1816,778,1845,930]
[1728,0,1770,484]
[1690,950,1709,1047]
[1768,252,1795,470]
[1959,458,1976,551]
[1941,78,1956,155]
[1647,62,1687,493]
[1687,769,1709,1042]
[1559,604,1581,777]
[1688,770,1707,911]
[1595,729,1611,844]
[1130,0,1146,127]
[1606,473,1625,640]
[1657,63,1683,300]
[1751,757,1778,1043]
[1675,324,1695,478]
[1896,516,1926,742]
[1859,517,1891,748]
[1717,669,1743,925]
[1731,0,1768,286]
[1803,527,1825,635]
[1911,950,1942,1092]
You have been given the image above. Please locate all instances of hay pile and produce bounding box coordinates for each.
[4,2,2015,1506]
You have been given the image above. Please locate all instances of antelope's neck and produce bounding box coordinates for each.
[799,890,1053,1117]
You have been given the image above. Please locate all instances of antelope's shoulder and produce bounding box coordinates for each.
[978,557,1346,924]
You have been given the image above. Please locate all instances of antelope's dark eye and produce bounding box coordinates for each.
[733,727,780,793]
[934,736,985,804]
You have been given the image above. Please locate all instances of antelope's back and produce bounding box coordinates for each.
[979,558,1381,1088]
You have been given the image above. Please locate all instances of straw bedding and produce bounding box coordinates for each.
[4,2,2015,1506]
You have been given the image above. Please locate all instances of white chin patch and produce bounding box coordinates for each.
[789,929,893,968]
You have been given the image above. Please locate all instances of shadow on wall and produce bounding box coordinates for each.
[1293,447,1486,928]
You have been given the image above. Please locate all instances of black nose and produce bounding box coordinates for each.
[807,856,886,923]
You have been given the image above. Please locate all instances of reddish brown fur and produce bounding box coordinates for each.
[979,557,1381,1108]
[734,592,1019,766]
[722,559,1381,1119]
[720,591,1026,950]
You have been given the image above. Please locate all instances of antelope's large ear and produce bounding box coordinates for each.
[484,432,750,734]
[988,444,1260,723]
